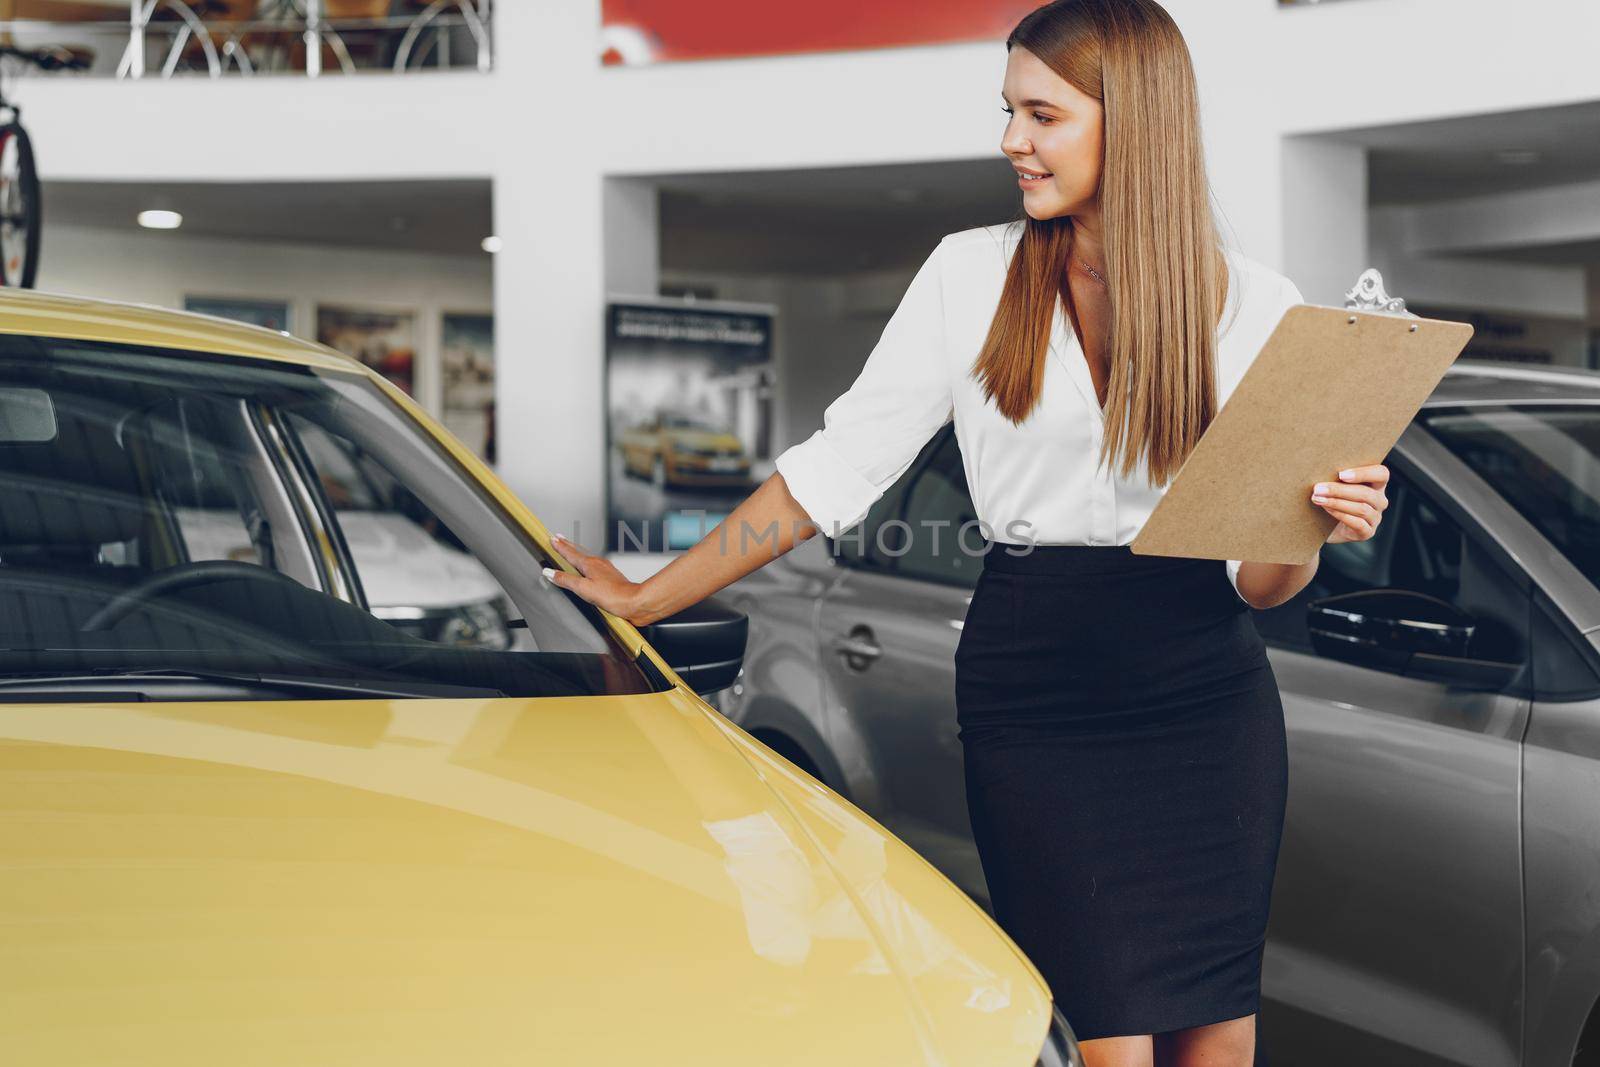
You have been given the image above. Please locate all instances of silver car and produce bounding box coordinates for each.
[709,360,1600,1066]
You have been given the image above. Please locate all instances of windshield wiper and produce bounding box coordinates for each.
[0,669,507,701]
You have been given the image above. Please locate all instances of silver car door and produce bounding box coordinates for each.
[816,427,992,903]
[1250,441,1530,1067]
[1405,397,1600,1066]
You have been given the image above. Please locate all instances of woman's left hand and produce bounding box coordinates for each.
[1313,464,1389,544]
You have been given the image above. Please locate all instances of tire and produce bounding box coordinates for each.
[0,123,41,289]
[1574,997,1600,1066]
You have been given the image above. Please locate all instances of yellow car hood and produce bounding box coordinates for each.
[0,687,1050,1065]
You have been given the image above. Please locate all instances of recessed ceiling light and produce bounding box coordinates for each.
[137,209,182,230]
[481,235,502,254]
[1494,149,1542,166]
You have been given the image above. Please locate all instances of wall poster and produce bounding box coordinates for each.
[184,295,290,333]
[441,311,495,462]
[315,304,418,396]
[605,297,776,552]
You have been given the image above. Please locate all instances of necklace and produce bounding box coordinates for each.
[1075,257,1108,287]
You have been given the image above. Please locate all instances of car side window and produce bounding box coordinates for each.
[1252,466,1417,651]
[1256,466,1447,608]
[831,489,902,570]
[286,414,531,651]
[125,396,322,587]
[827,425,950,572]
[894,430,982,588]
[1252,464,1524,671]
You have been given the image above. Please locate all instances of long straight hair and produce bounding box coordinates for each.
[971,0,1235,487]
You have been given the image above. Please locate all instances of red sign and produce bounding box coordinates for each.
[599,1,1044,66]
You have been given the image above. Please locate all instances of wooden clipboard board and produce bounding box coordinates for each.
[1129,278,1474,565]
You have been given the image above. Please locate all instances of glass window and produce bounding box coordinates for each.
[1252,463,1519,668]
[830,487,902,570]
[287,415,525,652]
[1420,405,1600,588]
[826,425,952,574]
[140,395,318,583]
[1292,466,1460,601]
[0,337,658,700]
[894,430,981,588]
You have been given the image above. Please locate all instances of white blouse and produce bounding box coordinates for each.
[772,220,1306,604]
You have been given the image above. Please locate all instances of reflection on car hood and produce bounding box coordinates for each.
[0,686,1051,1065]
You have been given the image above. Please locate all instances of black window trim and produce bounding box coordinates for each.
[272,407,371,613]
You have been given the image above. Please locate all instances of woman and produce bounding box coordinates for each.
[543,1,1389,1063]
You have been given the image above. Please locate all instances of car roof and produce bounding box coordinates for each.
[1430,361,1600,405]
[0,287,361,373]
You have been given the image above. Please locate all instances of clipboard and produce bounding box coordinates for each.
[1129,269,1474,565]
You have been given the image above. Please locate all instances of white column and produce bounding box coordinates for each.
[490,0,609,546]
[603,177,660,300]
[1281,136,1367,305]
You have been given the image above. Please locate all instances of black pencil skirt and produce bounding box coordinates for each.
[954,541,1288,1041]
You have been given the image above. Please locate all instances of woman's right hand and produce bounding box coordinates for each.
[541,533,651,624]
[540,473,818,630]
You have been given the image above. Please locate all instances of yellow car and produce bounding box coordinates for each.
[0,289,1082,1066]
[618,410,753,488]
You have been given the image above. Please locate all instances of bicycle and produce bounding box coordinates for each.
[0,44,90,289]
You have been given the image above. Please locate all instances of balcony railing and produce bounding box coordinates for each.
[0,1,492,78]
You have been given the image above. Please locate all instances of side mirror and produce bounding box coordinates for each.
[638,597,748,697]
[1306,588,1520,691]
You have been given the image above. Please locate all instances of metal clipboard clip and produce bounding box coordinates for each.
[1344,268,1421,331]
[1345,268,1410,315]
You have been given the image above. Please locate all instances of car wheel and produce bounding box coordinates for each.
[1573,1000,1600,1066]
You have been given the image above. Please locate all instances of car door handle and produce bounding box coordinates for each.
[831,627,882,669]
[832,636,881,660]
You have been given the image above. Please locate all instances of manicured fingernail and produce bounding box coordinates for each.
[1339,469,1355,480]
[541,567,556,581]
[1313,496,1328,504]
[552,533,566,542]
[1314,483,1328,494]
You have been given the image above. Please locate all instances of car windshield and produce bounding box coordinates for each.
[1420,403,1600,587]
[0,336,661,700]
[660,414,723,433]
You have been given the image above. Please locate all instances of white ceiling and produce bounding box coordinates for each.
[1345,98,1600,205]
[40,161,1027,276]
[42,178,495,256]
[655,157,1024,274]
[38,96,1600,277]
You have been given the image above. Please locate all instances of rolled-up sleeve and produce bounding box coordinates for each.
[1226,273,1307,606]
[773,237,954,534]
[1226,558,1247,603]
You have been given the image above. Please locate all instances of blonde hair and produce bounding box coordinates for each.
[971,0,1235,487]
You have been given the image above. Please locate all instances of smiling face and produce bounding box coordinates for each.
[999,47,1105,222]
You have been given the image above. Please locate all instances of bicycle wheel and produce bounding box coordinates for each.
[0,122,41,289]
